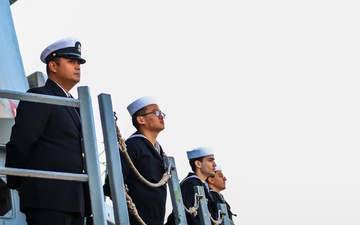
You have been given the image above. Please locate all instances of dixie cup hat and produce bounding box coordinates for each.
[187,147,214,160]
[127,96,158,116]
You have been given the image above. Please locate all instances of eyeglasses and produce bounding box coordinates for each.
[139,110,166,118]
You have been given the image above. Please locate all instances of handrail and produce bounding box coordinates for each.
[0,89,80,107]
[0,167,88,182]
[0,86,107,225]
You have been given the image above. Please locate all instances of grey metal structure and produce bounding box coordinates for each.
[0,119,26,225]
[78,87,108,225]
[194,186,212,225]
[216,203,234,225]
[98,93,130,225]
[194,187,234,225]
[0,0,28,93]
[164,157,188,225]
[0,87,108,225]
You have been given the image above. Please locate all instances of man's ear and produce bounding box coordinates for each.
[207,177,214,184]
[136,115,146,125]
[48,61,57,73]
[194,160,202,169]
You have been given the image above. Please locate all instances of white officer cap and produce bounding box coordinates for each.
[215,165,222,171]
[40,37,86,64]
[187,147,214,160]
[127,96,158,116]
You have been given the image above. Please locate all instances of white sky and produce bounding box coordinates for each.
[10,0,360,224]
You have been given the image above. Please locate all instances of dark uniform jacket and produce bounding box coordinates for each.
[5,79,91,216]
[103,131,167,225]
[165,172,217,225]
[210,189,235,222]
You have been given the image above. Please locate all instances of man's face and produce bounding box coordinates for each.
[200,155,216,177]
[137,104,165,133]
[213,170,226,191]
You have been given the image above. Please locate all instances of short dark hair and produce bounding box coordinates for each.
[46,57,61,75]
[205,175,213,182]
[131,106,148,130]
[188,157,205,172]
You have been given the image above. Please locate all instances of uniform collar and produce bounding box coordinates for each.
[49,78,70,97]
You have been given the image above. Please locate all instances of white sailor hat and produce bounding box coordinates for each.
[40,37,86,64]
[215,165,222,171]
[127,96,158,116]
[187,147,214,160]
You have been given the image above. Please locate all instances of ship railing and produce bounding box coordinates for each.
[0,87,107,225]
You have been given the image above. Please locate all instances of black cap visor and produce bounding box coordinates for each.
[53,53,86,64]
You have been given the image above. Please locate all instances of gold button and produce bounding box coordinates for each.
[82,153,85,157]
[82,170,85,173]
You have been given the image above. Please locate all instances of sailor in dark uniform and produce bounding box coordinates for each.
[5,37,91,225]
[206,165,236,223]
[165,147,217,225]
[103,96,167,225]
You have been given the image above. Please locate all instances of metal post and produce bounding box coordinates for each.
[78,86,107,225]
[194,186,211,225]
[164,156,188,225]
[98,93,130,225]
[217,203,232,225]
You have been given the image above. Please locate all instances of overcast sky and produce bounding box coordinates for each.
[9,0,360,224]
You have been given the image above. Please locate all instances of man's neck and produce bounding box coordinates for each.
[139,129,158,146]
[195,171,208,181]
[209,186,221,193]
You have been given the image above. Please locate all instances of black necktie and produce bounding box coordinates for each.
[68,95,80,118]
